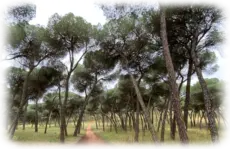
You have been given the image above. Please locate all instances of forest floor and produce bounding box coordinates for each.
[93,125,230,149]
[0,124,84,149]
[66,124,112,149]
[12,120,224,144]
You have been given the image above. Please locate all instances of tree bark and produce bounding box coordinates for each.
[184,59,193,130]
[160,7,188,143]
[190,30,219,142]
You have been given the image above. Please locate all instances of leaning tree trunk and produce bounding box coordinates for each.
[44,111,52,134]
[160,7,188,143]
[73,76,97,136]
[73,95,90,136]
[129,73,159,143]
[190,31,219,143]
[35,98,39,132]
[184,58,193,130]
[9,69,33,139]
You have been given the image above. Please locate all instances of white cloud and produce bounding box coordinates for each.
[29,0,106,26]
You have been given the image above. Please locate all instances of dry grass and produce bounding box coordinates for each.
[0,124,85,149]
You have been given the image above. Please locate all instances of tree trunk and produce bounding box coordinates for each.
[190,30,219,142]
[129,73,159,143]
[102,114,105,131]
[109,113,112,132]
[22,101,28,130]
[64,117,68,136]
[184,59,193,130]
[9,69,33,139]
[189,111,193,127]
[157,109,164,132]
[66,110,74,126]
[199,111,204,129]
[73,96,90,136]
[61,70,76,141]
[119,113,126,131]
[82,118,85,129]
[169,99,173,139]
[161,98,170,142]
[73,75,97,136]
[160,7,188,143]
[112,113,118,133]
[44,111,52,134]
[193,112,196,127]
[151,107,154,124]
[59,78,67,143]
[140,114,144,134]
[35,98,39,132]
[94,114,98,129]
[124,112,128,131]
[171,114,176,140]
[128,113,132,131]
[134,99,140,142]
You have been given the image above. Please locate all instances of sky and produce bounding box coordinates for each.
[0,0,230,83]
[29,0,106,26]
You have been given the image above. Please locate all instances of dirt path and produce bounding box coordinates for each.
[66,125,113,149]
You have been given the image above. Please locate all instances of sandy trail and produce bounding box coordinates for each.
[68,125,113,149]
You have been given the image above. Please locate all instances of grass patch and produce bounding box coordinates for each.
[91,122,220,144]
[12,122,89,143]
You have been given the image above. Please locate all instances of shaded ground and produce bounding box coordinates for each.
[65,125,113,149]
